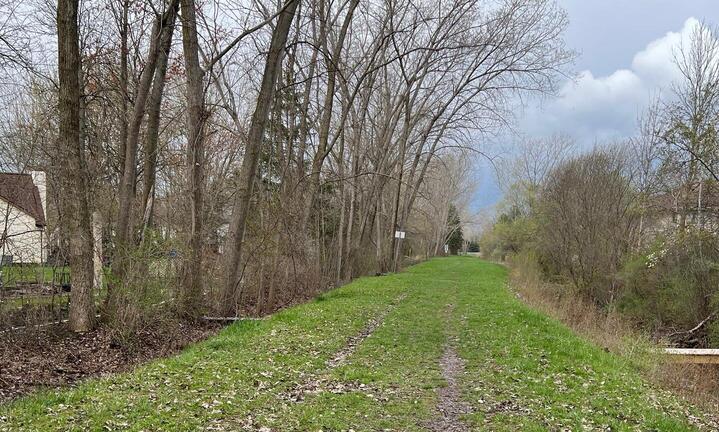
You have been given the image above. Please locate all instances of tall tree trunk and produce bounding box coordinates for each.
[294,1,318,183]
[335,128,346,284]
[375,203,383,270]
[117,0,129,179]
[221,0,299,316]
[58,0,95,332]
[301,0,360,229]
[266,237,280,315]
[141,3,178,237]
[390,102,411,272]
[179,0,207,318]
[256,201,266,316]
[114,3,178,278]
[341,79,371,279]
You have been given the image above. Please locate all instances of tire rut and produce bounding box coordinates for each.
[204,293,407,431]
[282,292,407,403]
[427,303,471,432]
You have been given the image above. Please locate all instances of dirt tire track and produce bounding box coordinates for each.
[427,303,471,432]
[282,292,407,402]
[326,294,404,368]
[205,293,407,431]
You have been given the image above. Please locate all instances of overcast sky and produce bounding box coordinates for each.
[472,0,719,211]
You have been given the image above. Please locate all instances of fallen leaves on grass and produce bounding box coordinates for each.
[0,321,221,402]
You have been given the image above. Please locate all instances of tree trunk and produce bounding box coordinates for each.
[141,3,178,237]
[93,211,103,291]
[221,0,299,316]
[57,0,95,332]
[117,0,129,180]
[390,101,411,272]
[301,0,360,229]
[335,128,346,284]
[266,234,280,315]
[179,0,207,319]
[294,1,318,183]
[114,3,178,287]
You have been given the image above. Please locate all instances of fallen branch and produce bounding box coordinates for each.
[0,314,101,334]
[0,318,68,334]
[667,311,717,338]
[201,316,264,322]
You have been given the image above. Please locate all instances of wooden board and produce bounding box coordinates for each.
[664,348,719,364]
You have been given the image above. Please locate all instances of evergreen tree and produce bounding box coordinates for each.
[447,204,464,255]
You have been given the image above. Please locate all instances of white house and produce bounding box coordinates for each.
[0,171,47,264]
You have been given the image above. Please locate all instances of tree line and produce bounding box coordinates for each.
[0,0,571,335]
[481,21,719,347]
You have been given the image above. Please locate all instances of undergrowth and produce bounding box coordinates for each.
[507,252,719,414]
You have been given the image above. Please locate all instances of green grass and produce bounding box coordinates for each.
[0,258,713,431]
[0,293,68,313]
[0,265,70,313]
[1,265,68,287]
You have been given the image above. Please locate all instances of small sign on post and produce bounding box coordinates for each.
[394,230,406,239]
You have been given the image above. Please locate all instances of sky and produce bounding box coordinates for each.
[471,0,719,212]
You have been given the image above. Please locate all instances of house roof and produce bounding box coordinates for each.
[0,173,46,227]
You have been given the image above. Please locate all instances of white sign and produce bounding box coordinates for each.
[394,230,406,239]
[444,244,449,253]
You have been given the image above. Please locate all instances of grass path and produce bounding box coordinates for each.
[1,258,716,431]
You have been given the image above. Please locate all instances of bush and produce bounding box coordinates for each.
[479,206,538,261]
[536,150,638,305]
[104,229,183,346]
[620,229,719,347]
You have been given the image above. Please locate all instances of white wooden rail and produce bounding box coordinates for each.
[664,348,719,364]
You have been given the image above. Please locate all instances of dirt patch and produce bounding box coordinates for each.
[427,341,471,432]
[427,301,471,432]
[0,321,222,403]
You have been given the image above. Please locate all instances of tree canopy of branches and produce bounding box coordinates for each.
[0,0,572,333]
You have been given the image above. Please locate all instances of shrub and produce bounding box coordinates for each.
[620,229,719,347]
[479,206,538,261]
[104,229,183,347]
[537,150,638,305]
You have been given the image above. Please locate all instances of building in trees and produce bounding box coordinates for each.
[0,171,47,264]
[645,181,719,237]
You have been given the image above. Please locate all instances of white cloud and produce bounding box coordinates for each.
[520,17,705,144]
[556,69,644,112]
[631,17,700,86]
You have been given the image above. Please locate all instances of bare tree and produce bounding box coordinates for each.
[57,0,95,332]
[221,0,299,316]
[140,2,178,235]
[110,1,179,314]
[629,102,664,247]
[539,149,638,305]
[659,22,719,228]
[496,133,575,213]
[179,0,207,318]
[302,0,360,228]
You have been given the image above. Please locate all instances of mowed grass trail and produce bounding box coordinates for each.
[1,258,714,431]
